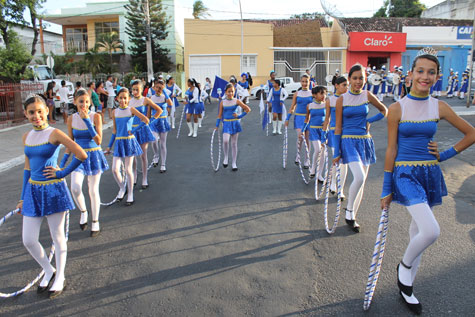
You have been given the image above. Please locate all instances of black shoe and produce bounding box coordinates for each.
[37,272,55,294]
[152,162,158,168]
[294,161,299,166]
[49,280,66,299]
[79,222,88,231]
[397,263,422,315]
[90,230,100,238]
[125,200,134,206]
[330,190,336,195]
[345,218,361,233]
[310,174,315,179]
[160,167,166,173]
[117,188,127,202]
[223,163,228,168]
[303,165,309,169]
[141,184,149,189]
[232,167,238,172]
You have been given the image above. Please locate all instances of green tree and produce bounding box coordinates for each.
[95,32,123,73]
[85,47,107,77]
[0,30,33,82]
[192,0,209,19]
[125,0,172,72]
[290,12,326,20]
[373,0,426,18]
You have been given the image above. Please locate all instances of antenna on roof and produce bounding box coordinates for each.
[320,0,343,18]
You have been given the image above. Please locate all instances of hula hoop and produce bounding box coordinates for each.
[282,126,288,169]
[210,129,222,172]
[176,105,185,139]
[101,161,127,206]
[297,135,311,185]
[0,209,70,298]
[314,146,329,200]
[323,164,342,234]
[363,208,390,310]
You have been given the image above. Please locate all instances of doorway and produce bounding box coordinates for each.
[367,57,388,70]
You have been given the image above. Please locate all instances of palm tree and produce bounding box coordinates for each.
[95,32,124,73]
[85,47,106,77]
[192,0,209,19]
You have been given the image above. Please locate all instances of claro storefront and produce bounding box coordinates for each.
[346,32,407,71]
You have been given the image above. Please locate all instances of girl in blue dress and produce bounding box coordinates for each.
[266,79,289,135]
[285,74,313,168]
[327,77,348,199]
[381,50,475,315]
[61,89,109,237]
[130,80,162,188]
[238,72,250,104]
[183,78,201,138]
[165,76,182,129]
[303,86,329,180]
[215,83,251,171]
[150,79,172,173]
[17,95,87,298]
[332,64,388,233]
[106,88,150,206]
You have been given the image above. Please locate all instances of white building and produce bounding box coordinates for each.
[0,24,63,57]
[422,0,474,20]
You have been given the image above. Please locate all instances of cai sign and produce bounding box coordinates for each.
[457,26,473,40]
[349,32,406,52]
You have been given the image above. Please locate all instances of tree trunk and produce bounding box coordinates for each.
[0,24,9,49]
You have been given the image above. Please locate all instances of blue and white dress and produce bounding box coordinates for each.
[392,93,447,207]
[22,126,75,217]
[129,97,156,144]
[294,90,313,130]
[185,87,200,115]
[308,101,326,142]
[150,91,171,133]
[112,106,143,157]
[327,94,339,148]
[71,112,109,175]
[267,87,289,114]
[221,98,242,135]
[340,90,376,166]
[166,83,182,108]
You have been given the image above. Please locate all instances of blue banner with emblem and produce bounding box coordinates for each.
[457,26,473,40]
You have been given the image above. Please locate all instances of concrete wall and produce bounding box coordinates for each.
[184,19,274,87]
[422,0,474,19]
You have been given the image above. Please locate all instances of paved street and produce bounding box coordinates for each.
[0,98,474,316]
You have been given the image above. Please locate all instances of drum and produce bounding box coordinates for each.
[368,74,382,86]
[392,74,401,85]
[325,75,333,84]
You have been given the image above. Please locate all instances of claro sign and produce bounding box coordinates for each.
[349,32,406,52]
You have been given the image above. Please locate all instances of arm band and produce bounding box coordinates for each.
[59,153,70,169]
[20,169,31,201]
[82,117,98,138]
[286,113,292,121]
[367,112,385,123]
[381,171,393,199]
[108,133,116,148]
[438,146,458,162]
[56,157,84,178]
[237,112,247,119]
[215,118,221,127]
[333,134,342,159]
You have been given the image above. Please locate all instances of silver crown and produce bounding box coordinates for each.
[416,47,438,58]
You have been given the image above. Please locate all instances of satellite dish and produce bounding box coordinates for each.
[46,56,55,69]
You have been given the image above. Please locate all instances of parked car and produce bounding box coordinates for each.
[250,77,301,99]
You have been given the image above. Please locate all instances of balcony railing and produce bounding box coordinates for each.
[65,40,88,53]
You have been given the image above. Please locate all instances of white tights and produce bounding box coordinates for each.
[398,203,440,304]
[70,171,102,224]
[151,132,167,168]
[223,133,239,169]
[330,147,348,195]
[133,143,149,186]
[23,212,67,291]
[112,156,134,202]
[346,161,370,220]
[295,129,310,166]
[310,141,325,178]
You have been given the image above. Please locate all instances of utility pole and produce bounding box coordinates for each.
[144,0,154,82]
[466,10,475,108]
[239,0,244,74]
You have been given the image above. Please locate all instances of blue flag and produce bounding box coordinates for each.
[262,104,268,131]
[211,76,229,99]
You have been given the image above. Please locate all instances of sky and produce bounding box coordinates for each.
[39,0,446,35]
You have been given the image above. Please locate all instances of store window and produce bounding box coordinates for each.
[95,21,119,41]
[65,27,88,52]
[242,55,257,76]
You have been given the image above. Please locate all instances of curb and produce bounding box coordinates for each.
[0,121,113,174]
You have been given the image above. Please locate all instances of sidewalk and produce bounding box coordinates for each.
[0,119,113,174]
